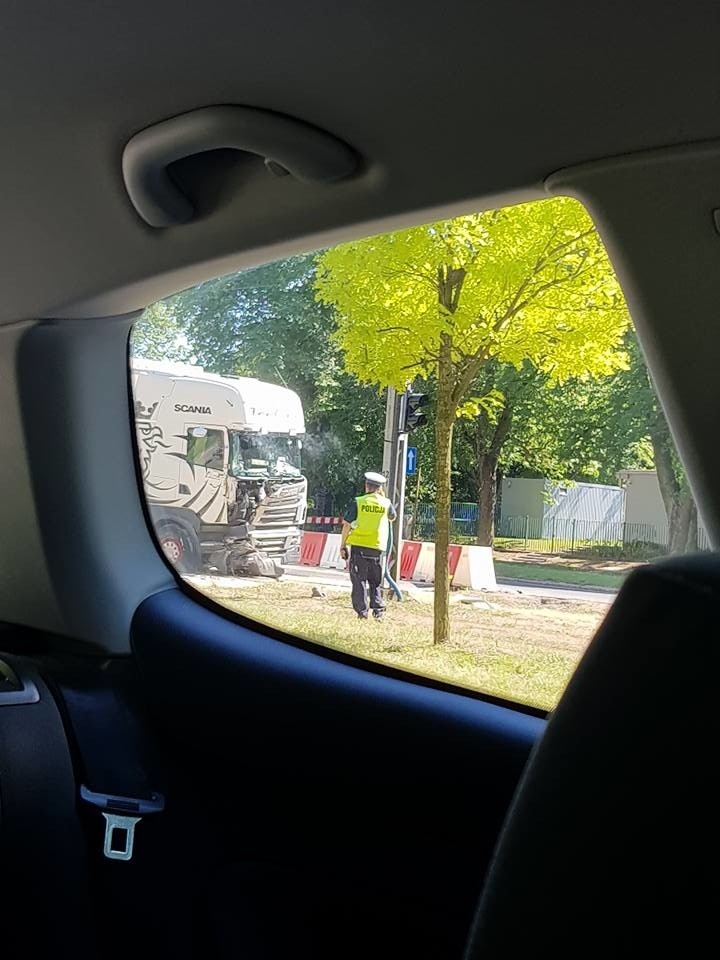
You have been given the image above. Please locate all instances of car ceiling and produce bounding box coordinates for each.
[1,1,719,323]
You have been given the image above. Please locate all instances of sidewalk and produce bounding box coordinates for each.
[187,564,616,606]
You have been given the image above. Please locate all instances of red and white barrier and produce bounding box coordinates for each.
[400,541,422,580]
[405,542,463,582]
[452,546,496,589]
[300,531,327,566]
[413,542,436,582]
[299,532,496,589]
[448,545,463,577]
[319,533,346,570]
[306,516,342,525]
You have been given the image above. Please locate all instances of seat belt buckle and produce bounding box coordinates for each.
[80,784,165,862]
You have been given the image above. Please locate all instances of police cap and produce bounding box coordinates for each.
[364,471,386,487]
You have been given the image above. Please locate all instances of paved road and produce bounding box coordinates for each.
[282,563,616,605]
[493,577,615,604]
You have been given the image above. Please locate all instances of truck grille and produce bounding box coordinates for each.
[254,479,306,529]
[257,503,300,526]
[252,531,296,558]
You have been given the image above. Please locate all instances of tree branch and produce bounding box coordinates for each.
[451,348,489,409]
[437,265,467,313]
[488,402,513,459]
[492,228,597,331]
[545,227,595,260]
[493,252,593,334]
[385,264,438,289]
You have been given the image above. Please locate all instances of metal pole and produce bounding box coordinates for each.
[524,515,529,551]
[382,387,396,476]
[386,391,401,524]
[411,465,422,540]
[392,432,408,581]
[388,391,408,582]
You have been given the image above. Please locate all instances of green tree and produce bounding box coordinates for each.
[132,300,191,361]
[317,198,630,643]
[440,361,638,545]
[471,331,699,554]
[585,331,698,553]
[133,254,384,510]
[454,362,539,545]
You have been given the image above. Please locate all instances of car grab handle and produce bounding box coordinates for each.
[122,105,358,228]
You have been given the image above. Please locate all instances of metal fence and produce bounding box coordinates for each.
[412,503,711,557]
[413,502,480,542]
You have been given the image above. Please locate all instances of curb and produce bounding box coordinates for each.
[496,576,619,595]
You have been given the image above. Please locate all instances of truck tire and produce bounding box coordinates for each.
[156,522,201,575]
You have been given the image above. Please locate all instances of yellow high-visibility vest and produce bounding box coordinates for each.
[346,492,392,551]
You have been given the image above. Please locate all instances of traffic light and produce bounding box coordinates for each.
[402,391,429,432]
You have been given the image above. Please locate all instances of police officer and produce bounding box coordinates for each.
[340,471,397,620]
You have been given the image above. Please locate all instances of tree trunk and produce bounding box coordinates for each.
[651,416,698,555]
[433,334,455,645]
[667,493,697,554]
[433,266,468,645]
[475,454,498,546]
[687,500,698,552]
[474,403,513,547]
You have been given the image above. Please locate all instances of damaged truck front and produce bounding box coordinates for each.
[131,359,307,574]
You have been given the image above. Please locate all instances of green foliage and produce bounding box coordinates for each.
[132,300,190,362]
[133,199,695,559]
[456,389,505,421]
[316,197,630,392]
[317,197,631,640]
[513,328,690,495]
[131,254,383,509]
[448,343,660,503]
[497,365,653,485]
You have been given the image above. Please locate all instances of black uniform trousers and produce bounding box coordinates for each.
[349,546,385,618]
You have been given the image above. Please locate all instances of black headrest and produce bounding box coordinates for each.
[465,554,720,958]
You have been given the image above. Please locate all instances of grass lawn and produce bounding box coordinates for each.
[494,559,628,590]
[193,579,606,711]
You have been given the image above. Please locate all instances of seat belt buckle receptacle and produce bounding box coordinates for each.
[80,784,165,861]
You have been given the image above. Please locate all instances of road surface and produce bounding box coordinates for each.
[282,563,616,605]
[188,564,617,605]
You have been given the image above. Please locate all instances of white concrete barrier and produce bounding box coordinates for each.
[413,541,436,582]
[319,533,346,570]
[452,545,496,590]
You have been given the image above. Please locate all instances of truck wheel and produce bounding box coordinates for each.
[157,523,200,575]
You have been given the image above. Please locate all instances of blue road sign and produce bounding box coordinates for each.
[406,446,418,475]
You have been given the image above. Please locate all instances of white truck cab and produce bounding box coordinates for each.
[131,358,307,571]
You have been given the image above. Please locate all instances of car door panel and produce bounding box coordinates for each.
[129,588,544,958]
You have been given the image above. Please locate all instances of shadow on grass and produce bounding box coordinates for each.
[199,581,605,711]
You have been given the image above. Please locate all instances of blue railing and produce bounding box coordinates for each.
[413,502,479,541]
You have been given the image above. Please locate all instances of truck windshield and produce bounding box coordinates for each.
[230,433,303,478]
